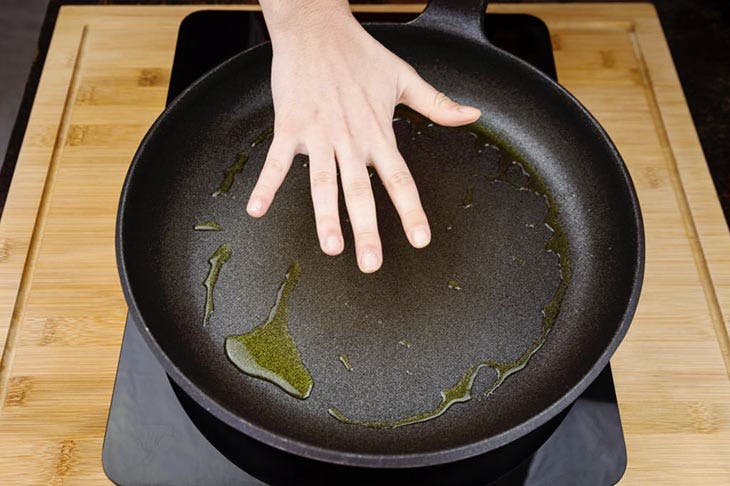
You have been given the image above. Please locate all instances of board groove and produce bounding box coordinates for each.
[0,25,90,406]
[627,28,730,375]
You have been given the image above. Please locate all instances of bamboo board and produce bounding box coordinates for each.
[0,3,728,484]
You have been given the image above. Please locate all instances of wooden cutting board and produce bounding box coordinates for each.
[0,3,728,484]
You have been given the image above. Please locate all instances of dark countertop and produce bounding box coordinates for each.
[1,0,728,224]
[652,0,729,215]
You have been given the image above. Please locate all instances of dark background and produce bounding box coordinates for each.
[0,0,728,222]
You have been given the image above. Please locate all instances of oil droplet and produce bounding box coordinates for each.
[225,262,313,400]
[397,339,412,349]
[212,152,248,196]
[202,244,232,326]
[462,186,475,208]
[194,220,222,231]
[447,279,462,291]
[250,127,274,147]
[339,354,353,372]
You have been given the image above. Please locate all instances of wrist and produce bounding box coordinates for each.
[261,0,357,44]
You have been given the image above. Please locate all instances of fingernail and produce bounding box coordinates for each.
[361,250,380,272]
[247,198,262,214]
[325,235,342,253]
[457,105,481,117]
[412,227,430,248]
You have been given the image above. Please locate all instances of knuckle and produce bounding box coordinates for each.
[433,91,450,108]
[311,170,334,186]
[264,157,287,175]
[252,187,274,201]
[254,179,276,194]
[402,207,426,223]
[354,229,379,242]
[345,180,373,199]
[403,64,419,77]
[386,169,415,189]
[315,214,339,228]
[398,65,419,89]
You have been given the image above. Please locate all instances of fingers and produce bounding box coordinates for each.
[399,68,481,127]
[337,146,382,273]
[373,145,430,248]
[247,136,297,217]
[307,140,344,256]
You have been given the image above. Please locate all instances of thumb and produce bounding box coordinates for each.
[399,68,481,126]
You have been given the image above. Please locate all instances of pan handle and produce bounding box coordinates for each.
[408,0,489,45]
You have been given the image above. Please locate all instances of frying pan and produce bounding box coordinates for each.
[117,0,644,470]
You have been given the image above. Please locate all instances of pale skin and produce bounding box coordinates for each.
[250,0,481,273]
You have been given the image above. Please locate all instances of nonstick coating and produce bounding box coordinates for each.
[117,13,643,468]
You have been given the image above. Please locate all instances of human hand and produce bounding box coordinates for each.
[250,1,481,272]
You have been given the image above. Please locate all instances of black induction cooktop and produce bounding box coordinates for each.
[102,10,627,485]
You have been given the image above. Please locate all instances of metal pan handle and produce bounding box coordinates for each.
[408,0,489,45]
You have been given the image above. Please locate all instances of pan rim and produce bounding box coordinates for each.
[116,27,645,469]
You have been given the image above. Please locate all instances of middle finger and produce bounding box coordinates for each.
[336,144,382,273]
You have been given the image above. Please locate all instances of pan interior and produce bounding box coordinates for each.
[121,28,640,459]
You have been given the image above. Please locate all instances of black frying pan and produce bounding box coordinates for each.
[117,0,643,470]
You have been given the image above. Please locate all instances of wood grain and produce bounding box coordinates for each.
[0,3,728,484]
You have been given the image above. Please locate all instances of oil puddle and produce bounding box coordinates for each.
[250,127,273,147]
[194,220,222,231]
[225,262,314,400]
[211,127,274,196]
[212,152,248,197]
[202,244,232,326]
